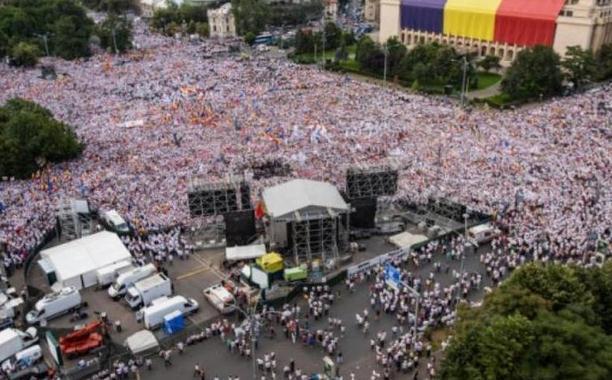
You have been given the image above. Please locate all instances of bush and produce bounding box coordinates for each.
[244,31,256,45]
[10,42,39,67]
[0,98,83,179]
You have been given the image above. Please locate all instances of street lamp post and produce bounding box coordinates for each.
[111,27,119,55]
[232,304,258,380]
[460,56,468,107]
[456,212,469,307]
[34,33,50,56]
[383,43,388,86]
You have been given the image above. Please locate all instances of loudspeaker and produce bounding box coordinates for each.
[224,210,256,246]
[350,197,377,229]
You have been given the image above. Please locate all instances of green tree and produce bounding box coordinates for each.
[231,0,269,36]
[562,45,597,89]
[355,35,383,73]
[0,30,9,57]
[477,55,501,73]
[502,45,563,100]
[596,43,612,80]
[96,14,132,53]
[323,22,341,50]
[295,28,315,55]
[195,22,209,38]
[82,0,136,14]
[50,14,93,59]
[9,41,39,67]
[440,263,612,380]
[0,98,82,179]
[384,36,407,76]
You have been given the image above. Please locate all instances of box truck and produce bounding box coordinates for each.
[125,274,172,309]
[108,264,156,299]
[26,287,84,325]
[95,261,134,288]
[141,296,198,330]
[0,328,38,363]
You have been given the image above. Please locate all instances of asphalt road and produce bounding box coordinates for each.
[142,244,491,380]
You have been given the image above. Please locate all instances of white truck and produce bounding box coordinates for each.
[95,261,134,288]
[141,296,199,330]
[125,273,172,310]
[25,287,84,325]
[203,284,235,314]
[0,328,38,363]
[108,264,157,299]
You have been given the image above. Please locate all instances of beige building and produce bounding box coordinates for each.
[139,0,184,18]
[207,3,237,38]
[379,0,612,65]
[364,0,381,24]
[325,0,339,21]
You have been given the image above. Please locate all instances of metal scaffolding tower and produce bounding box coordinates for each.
[187,177,251,218]
[57,199,92,240]
[346,165,398,199]
[288,210,349,266]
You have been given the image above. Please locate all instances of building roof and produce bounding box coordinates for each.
[40,231,132,284]
[262,179,348,219]
[208,2,232,16]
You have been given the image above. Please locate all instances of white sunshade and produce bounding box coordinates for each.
[40,231,132,288]
[262,179,348,219]
[388,232,429,249]
[125,330,159,354]
[225,244,266,261]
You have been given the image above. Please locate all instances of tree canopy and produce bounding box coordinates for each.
[501,45,564,100]
[0,98,82,179]
[96,14,133,53]
[0,0,94,64]
[150,2,209,37]
[440,262,612,380]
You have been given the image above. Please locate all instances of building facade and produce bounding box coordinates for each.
[379,0,612,65]
[207,3,237,38]
[364,0,381,23]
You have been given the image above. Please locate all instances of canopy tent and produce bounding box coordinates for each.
[401,0,447,34]
[225,244,266,262]
[39,231,132,289]
[388,232,429,249]
[124,330,159,354]
[494,0,565,46]
[443,0,503,41]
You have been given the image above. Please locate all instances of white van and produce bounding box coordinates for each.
[101,210,130,234]
[467,223,500,245]
[96,261,134,288]
[108,264,157,299]
[203,284,235,314]
[0,328,38,363]
[141,296,199,330]
[25,287,83,325]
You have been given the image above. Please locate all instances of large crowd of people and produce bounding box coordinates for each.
[0,19,609,273]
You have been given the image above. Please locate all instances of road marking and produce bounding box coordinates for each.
[176,266,211,280]
[191,253,225,280]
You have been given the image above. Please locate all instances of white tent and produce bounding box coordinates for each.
[225,244,266,261]
[39,231,132,289]
[388,232,429,249]
[125,330,159,354]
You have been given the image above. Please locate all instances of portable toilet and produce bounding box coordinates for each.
[163,310,184,335]
[283,265,308,282]
[256,252,284,273]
